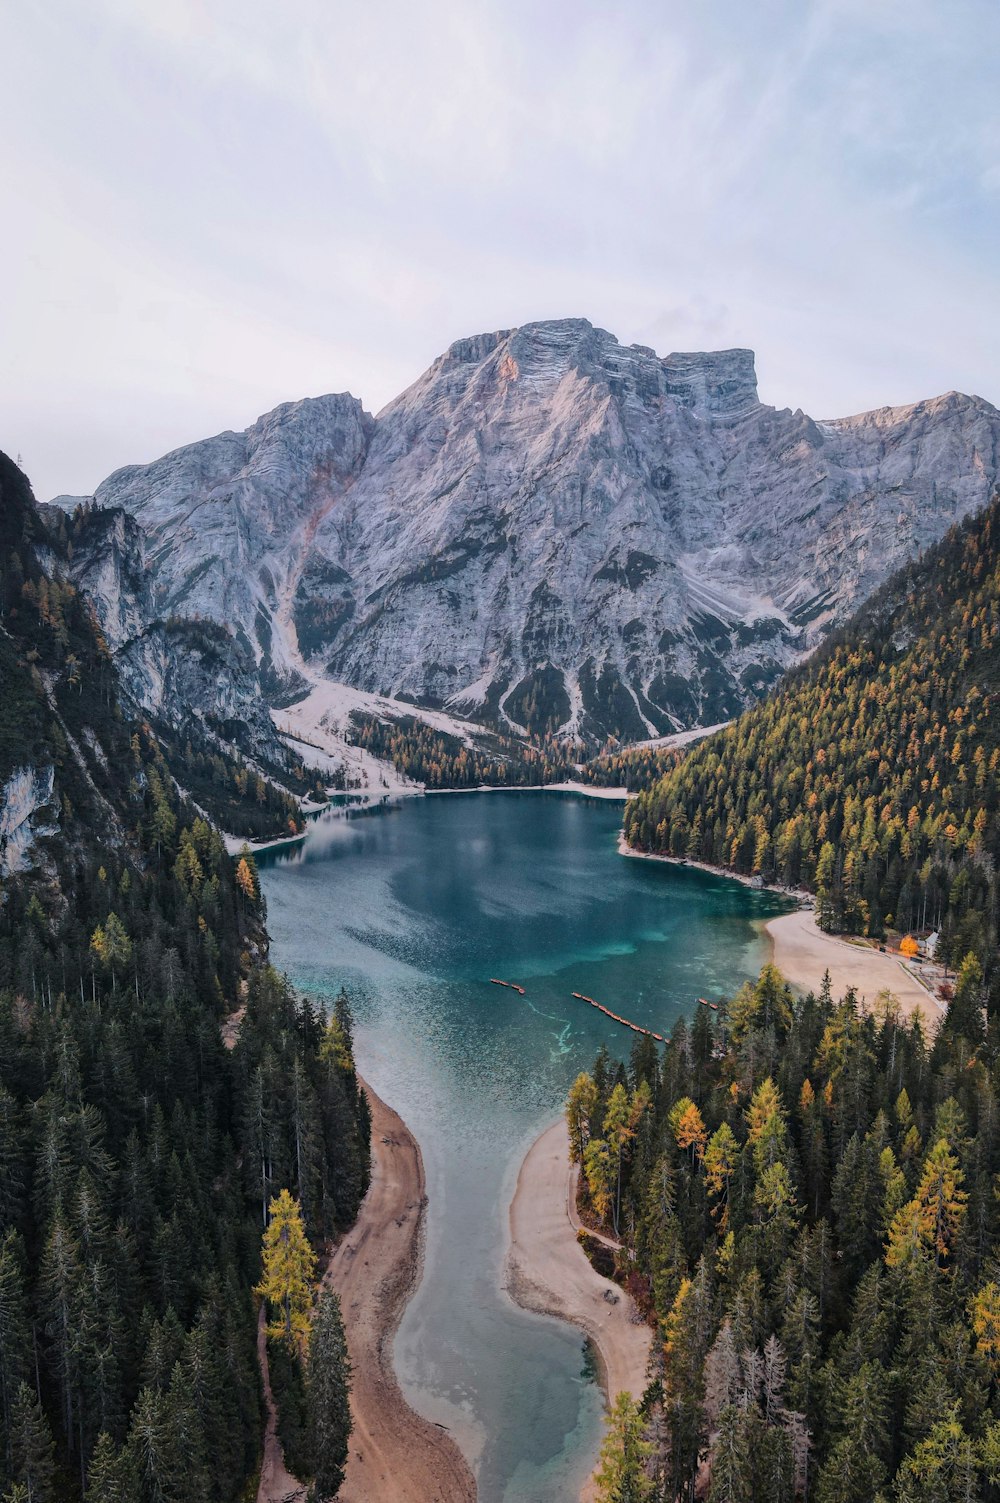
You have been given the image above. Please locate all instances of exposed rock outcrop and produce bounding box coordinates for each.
[0,765,56,877]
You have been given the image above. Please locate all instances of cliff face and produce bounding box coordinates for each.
[54,320,1000,741]
[0,765,55,878]
[65,504,287,764]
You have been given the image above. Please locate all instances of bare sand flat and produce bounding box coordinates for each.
[325,1081,475,1503]
[766,908,943,1022]
[506,1119,650,1404]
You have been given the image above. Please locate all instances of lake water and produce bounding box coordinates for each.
[260,791,790,1501]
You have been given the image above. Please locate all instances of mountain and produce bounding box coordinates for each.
[56,318,1000,743]
[624,494,1000,983]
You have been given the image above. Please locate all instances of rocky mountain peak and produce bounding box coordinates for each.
[50,319,1000,744]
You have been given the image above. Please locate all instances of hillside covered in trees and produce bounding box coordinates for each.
[624,497,1000,986]
[573,958,1000,1502]
[348,711,579,787]
[0,453,368,1500]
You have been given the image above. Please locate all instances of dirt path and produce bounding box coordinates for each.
[506,1119,650,1405]
[256,1305,307,1503]
[567,1175,622,1252]
[324,1080,476,1503]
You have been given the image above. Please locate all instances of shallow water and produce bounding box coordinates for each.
[260,791,790,1501]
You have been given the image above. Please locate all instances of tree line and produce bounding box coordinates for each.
[348,712,580,788]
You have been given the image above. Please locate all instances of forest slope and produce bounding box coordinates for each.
[0,452,370,1501]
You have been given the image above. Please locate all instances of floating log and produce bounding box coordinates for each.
[490,978,526,995]
[569,992,664,1042]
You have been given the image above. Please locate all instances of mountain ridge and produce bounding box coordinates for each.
[52,317,1000,744]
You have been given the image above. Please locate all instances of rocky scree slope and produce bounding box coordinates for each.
[56,319,1000,743]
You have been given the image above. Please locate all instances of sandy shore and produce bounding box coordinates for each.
[324,1081,475,1503]
[506,1118,650,1404]
[766,908,942,1022]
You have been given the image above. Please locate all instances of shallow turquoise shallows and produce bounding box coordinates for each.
[260,790,791,1502]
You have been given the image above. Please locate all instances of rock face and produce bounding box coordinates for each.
[56,319,1000,741]
[0,765,56,877]
[64,505,286,762]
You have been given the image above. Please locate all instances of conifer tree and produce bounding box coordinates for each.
[593,1392,654,1503]
[566,1073,599,1164]
[0,1233,30,1465]
[9,1383,56,1503]
[85,1432,137,1503]
[307,1289,352,1500]
[256,1191,316,1350]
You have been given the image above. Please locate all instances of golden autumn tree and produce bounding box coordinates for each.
[971,1283,1000,1376]
[886,1137,967,1270]
[256,1189,316,1349]
[704,1122,739,1229]
[603,1083,635,1236]
[235,844,259,908]
[584,1137,614,1226]
[593,1392,655,1503]
[668,1097,707,1163]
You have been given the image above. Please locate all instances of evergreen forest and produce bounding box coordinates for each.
[574,958,1000,1502]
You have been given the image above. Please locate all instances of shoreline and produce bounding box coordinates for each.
[505,1119,650,1496]
[617,830,812,903]
[426,780,631,801]
[324,1079,475,1503]
[618,834,942,1022]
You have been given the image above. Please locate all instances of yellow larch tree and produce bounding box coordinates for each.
[256,1189,316,1349]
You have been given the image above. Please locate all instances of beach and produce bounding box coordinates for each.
[324,1081,475,1503]
[506,1117,651,1404]
[766,907,942,1022]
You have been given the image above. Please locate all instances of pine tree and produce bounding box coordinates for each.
[308,1289,352,1500]
[256,1191,316,1350]
[593,1392,654,1503]
[9,1383,56,1503]
[85,1432,137,1503]
[566,1073,599,1164]
[604,1084,636,1237]
[0,1233,30,1465]
[584,1139,615,1226]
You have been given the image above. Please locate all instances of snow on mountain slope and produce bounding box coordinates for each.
[55,320,1000,743]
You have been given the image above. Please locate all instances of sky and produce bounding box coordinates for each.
[2,0,999,500]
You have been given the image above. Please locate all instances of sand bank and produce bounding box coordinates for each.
[506,1118,650,1404]
[765,908,942,1022]
[324,1081,475,1503]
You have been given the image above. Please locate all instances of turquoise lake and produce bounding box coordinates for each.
[260,791,790,1501]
